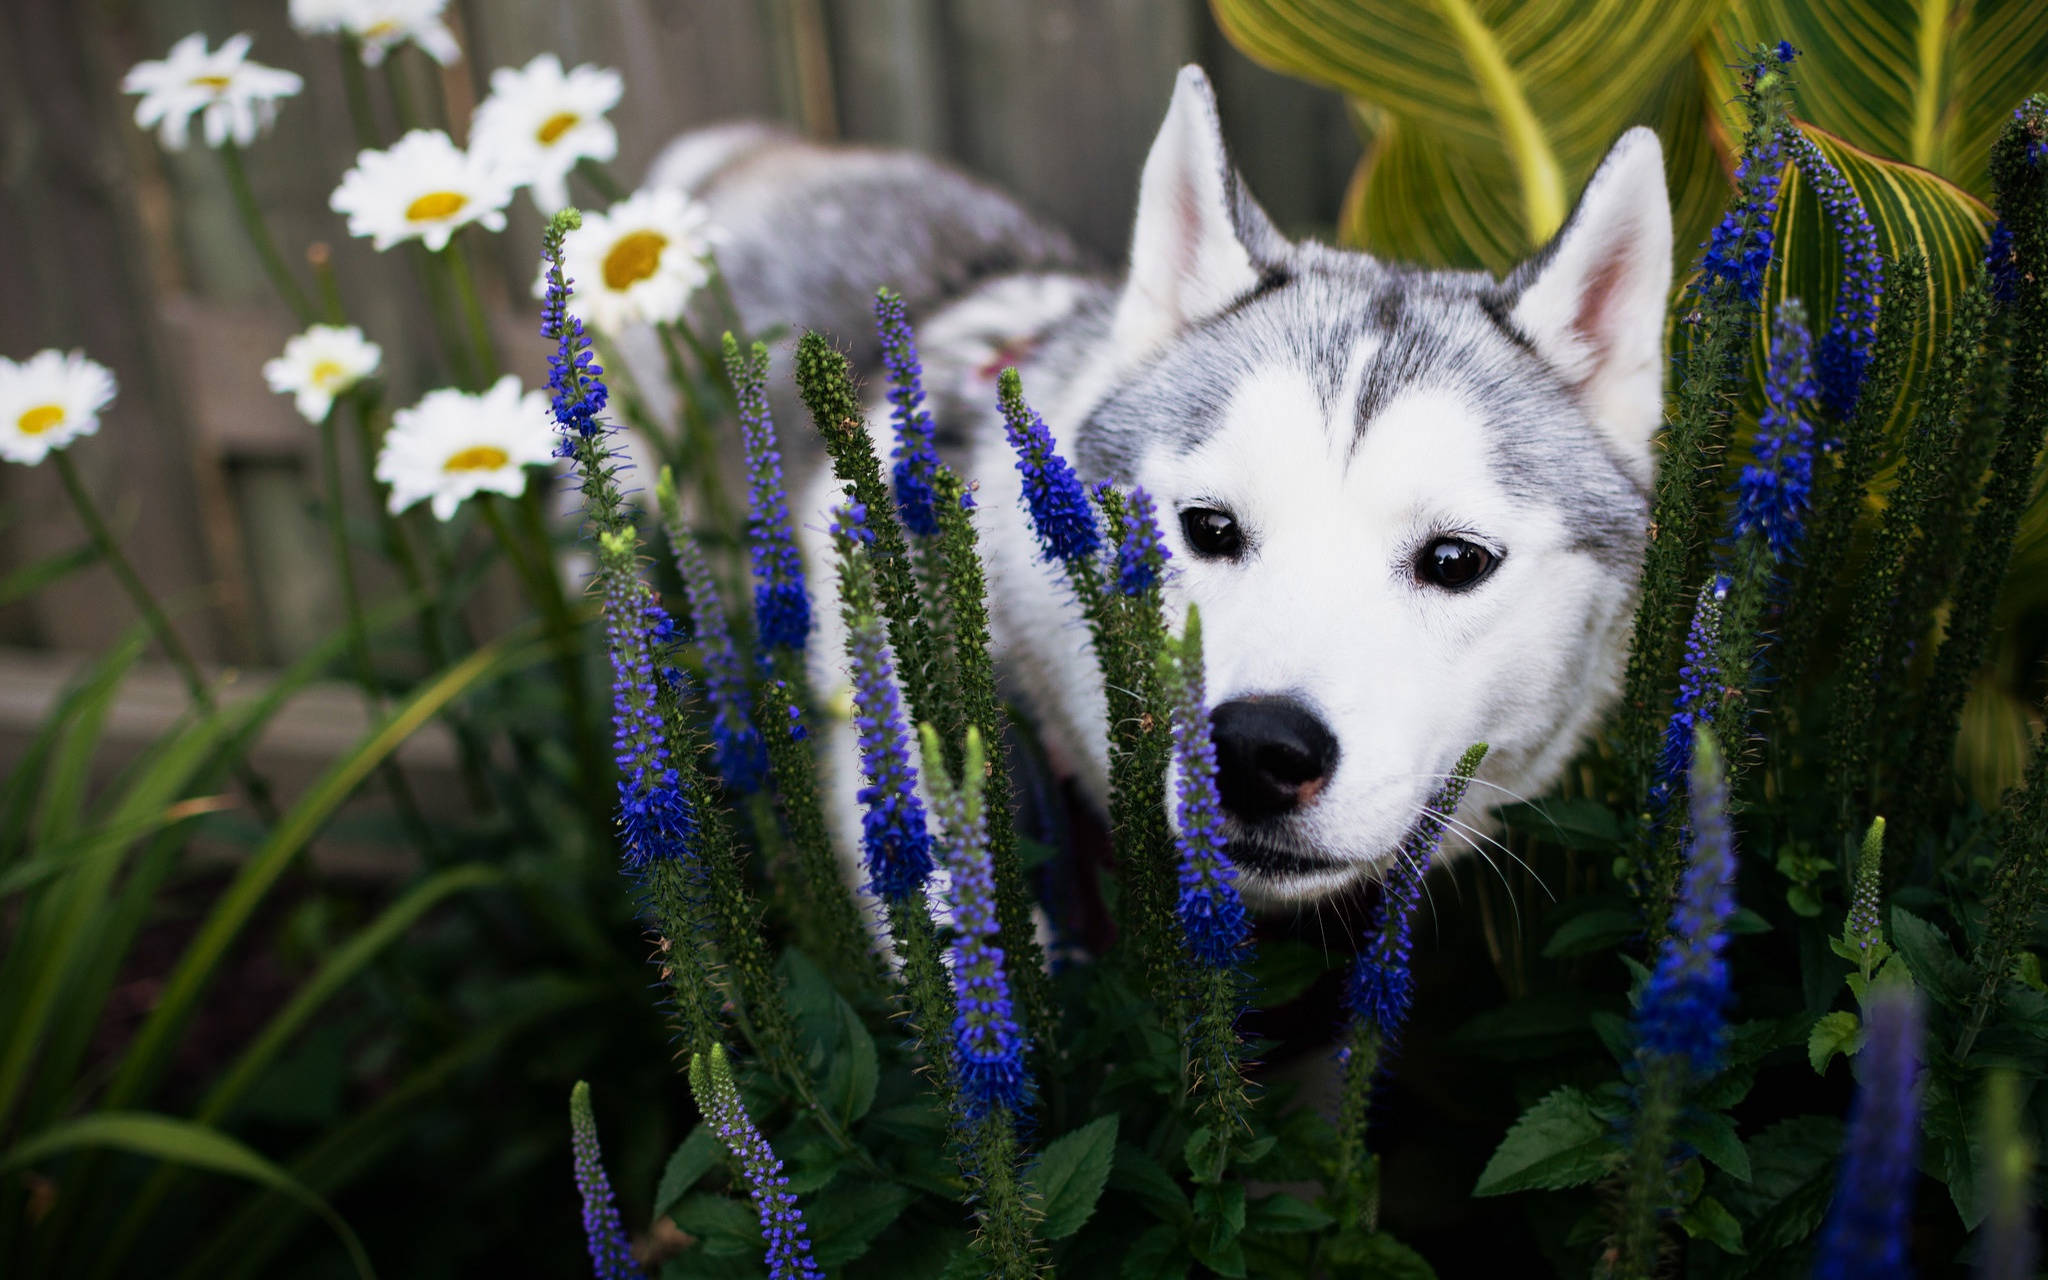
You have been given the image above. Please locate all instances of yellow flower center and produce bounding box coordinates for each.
[602,231,668,291]
[17,405,65,436]
[191,74,234,91]
[406,191,468,222]
[364,20,400,37]
[443,445,510,473]
[310,360,347,389]
[535,112,580,145]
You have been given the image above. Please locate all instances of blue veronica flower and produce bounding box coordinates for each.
[998,367,1101,565]
[1698,55,1789,307]
[835,503,934,900]
[604,574,695,870]
[875,289,942,537]
[1776,39,1799,64]
[1782,129,1883,418]
[540,219,610,451]
[776,681,808,743]
[1167,608,1248,968]
[691,1047,823,1280]
[1651,576,1729,815]
[1637,728,1738,1077]
[569,1082,644,1280]
[1347,744,1486,1042]
[1734,301,1821,560]
[1115,484,1171,597]
[727,338,812,653]
[924,729,1030,1119]
[674,534,767,792]
[1813,986,1923,1280]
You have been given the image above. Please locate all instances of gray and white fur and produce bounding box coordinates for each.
[645,66,1672,908]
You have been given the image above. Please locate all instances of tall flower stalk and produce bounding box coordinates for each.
[1161,605,1251,1168]
[569,1081,645,1280]
[1333,742,1487,1230]
[688,1046,824,1280]
[1813,985,1922,1280]
[1608,729,1738,1279]
[919,724,1040,1279]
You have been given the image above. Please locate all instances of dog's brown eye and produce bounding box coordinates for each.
[1181,507,1243,560]
[1417,537,1497,590]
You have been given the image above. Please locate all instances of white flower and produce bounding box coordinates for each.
[122,33,303,152]
[263,325,383,423]
[532,189,718,336]
[330,129,514,252]
[470,54,623,215]
[288,0,461,67]
[0,350,117,466]
[377,375,552,520]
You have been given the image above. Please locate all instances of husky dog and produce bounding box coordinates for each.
[649,66,1672,908]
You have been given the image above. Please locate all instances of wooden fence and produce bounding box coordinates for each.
[0,0,1357,667]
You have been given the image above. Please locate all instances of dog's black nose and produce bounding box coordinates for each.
[1211,698,1339,823]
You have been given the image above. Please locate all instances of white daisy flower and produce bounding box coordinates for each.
[288,0,462,67]
[470,54,624,215]
[0,350,117,467]
[330,129,515,252]
[376,375,553,520]
[263,325,383,423]
[531,189,718,336]
[121,33,303,152]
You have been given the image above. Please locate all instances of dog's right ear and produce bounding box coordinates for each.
[1109,66,1287,366]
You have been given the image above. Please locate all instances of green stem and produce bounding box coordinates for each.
[216,143,313,323]
[409,242,478,389]
[574,157,624,203]
[336,38,381,149]
[440,236,500,383]
[655,321,735,534]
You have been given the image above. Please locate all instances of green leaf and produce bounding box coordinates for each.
[1710,1115,1843,1254]
[1679,1193,1747,1254]
[1808,1010,1864,1074]
[1110,1143,1191,1225]
[1183,1125,1227,1184]
[1473,1086,1619,1196]
[674,1192,765,1258]
[1705,0,2048,198]
[656,1126,720,1220]
[1888,906,1973,1007]
[1321,1229,1440,1277]
[1542,908,1639,958]
[1444,989,1610,1060]
[1215,0,1727,250]
[806,1178,914,1267]
[0,542,96,610]
[1033,1114,1119,1239]
[1244,1192,1334,1234]
[822,995,878,1127]
[1499,798,1624,851]
[1676,1110,1752,1182]
[1245,939,1342,1006]
[1119,1224,1190,1280]
[0,1111,374,1279]
[1193,1179,1247,1240]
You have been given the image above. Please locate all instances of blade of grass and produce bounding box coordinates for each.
[0,1112,373,1280]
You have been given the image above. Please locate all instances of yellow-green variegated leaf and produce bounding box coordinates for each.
[1761,122,1989,435]
[1341,110,1526,272]
[1704,0,2048,199]
[1212,0,1729,247]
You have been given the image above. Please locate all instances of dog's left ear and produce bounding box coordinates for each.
[1504,128,1672,479]
[1110,65,1288,364]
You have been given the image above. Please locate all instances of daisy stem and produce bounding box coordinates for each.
[216,142,314,324]
[408,243,479,389]
[52,451,211,709]
[573,157,624,203]
[439,237,501,383]
[307,242,346,325]
[654,320,735,536]
[336,38,381,150]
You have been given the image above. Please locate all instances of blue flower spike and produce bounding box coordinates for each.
[1115,484,1171,597]
[724,333,812,654]
[1164,605,1247,968]
[689,1046,824,1280]
[1735,300,1821,561]
[918,723,1030,1120]
[998,366,1100,566]
[1781,129,1883,417]
[570,1081,645,1280]
[833,500,935,901]
[875,288,942,537]
[1813,983,1923,1280]
[663,494,768,793]
[1638,727,1738,1078]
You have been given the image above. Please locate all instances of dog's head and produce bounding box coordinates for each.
[1076,67,1671,904]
